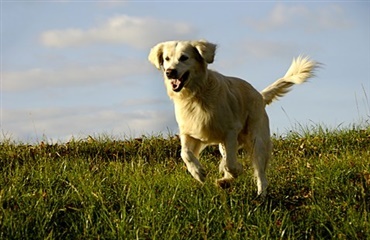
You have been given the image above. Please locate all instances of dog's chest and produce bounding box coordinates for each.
[173,99,223,142]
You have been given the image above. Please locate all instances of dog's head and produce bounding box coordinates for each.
[148,40,217,93]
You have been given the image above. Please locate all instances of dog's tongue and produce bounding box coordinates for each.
[171,79,181,90]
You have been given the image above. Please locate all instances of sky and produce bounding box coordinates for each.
[1,1,369,143]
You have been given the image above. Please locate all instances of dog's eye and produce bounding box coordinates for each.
[179,55,188,62]
[165,56,170,61]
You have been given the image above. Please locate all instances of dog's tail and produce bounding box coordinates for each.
[261,56,319,105]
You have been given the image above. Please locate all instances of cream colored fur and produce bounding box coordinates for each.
[261,56,317,105]
[148,40,318,196]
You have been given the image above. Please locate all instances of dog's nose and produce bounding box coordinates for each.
[166,69,178,79]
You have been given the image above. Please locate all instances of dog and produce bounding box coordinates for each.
[148,40,318,196]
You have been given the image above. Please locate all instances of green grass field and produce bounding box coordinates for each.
[1,125,369,239]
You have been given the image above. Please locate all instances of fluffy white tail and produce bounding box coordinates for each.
[261,56,319,105]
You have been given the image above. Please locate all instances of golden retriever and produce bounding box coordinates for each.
[148,40,318,196]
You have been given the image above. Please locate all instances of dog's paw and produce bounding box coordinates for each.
[252,194,267,205]
[197,168,207,183]
[185,161,207,183]
[225,162,243,178]
[257,189,267,198]
[190,167,207,183]
[215,178,233,189]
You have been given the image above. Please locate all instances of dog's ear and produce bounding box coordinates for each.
[148,43,164,69]
[192,40,217,64]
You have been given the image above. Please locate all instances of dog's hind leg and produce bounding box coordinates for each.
[250,136,271,197]
[180,135,207,183]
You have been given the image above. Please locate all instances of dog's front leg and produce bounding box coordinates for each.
[180,135,207,183]
[217,133,243,188]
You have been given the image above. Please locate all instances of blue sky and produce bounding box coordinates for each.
[1,1,369,143]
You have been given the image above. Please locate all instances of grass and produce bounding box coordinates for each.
[0,125,369,239]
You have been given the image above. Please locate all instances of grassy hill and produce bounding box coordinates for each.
[1,126,369,239]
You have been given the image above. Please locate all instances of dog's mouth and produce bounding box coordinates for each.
[170,71,190,92]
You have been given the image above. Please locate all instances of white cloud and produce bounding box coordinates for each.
[246,4,353,32]
[2,59,149,92]
[40,15,196,49]
[1,106,177,142]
